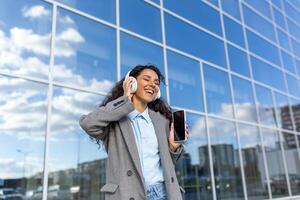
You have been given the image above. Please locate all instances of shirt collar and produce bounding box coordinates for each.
[128,107,151,124]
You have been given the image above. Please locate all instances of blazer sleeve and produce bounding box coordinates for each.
[165,120,185,165]
[169,145,185,165]
[79,95,134,140]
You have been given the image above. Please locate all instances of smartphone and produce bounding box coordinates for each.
[173,110,186,143]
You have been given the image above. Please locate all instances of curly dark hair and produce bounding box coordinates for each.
[92,64,173,147]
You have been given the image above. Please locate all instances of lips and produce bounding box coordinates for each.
[144,88,154,95]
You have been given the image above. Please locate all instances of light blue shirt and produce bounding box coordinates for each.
[128,108,164,187]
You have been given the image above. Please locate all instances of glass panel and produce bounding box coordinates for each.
[0,0,51,80]
[238,123,268,200]
[284,1,300,24]
[281,132,300,195]
[228,44,250,77]
[255,84,276,126]
[261,128,289,198]
[274,92,294,130]
[54,8,117,93]
[203,0,219,7]
[165,13,226,68]
[120,0,162,42]
[273,8,286,30]
[56,0,115,23]
[120,32,167,99]
[243,0,271,19]
[221,0,241,20]
[176,113,213,199]
[243,4,276,42]
[167,50,203,111]
[277,28,291,52]
[48,87,106,200]
[203,64,233,118]
[251,56,286,92]
[281,50,295,74]
[290,98,300,132]
[232,76,257,122]
[247,30,280,66]
[286,74,300,97]
[291,38,300,58]
[271,0,283,10]
[208,117,244,200]
[296,59,300,77]
[0,75,48,200]
[223,16,245,48]
[164,0,222,36]
[287,19,300,42]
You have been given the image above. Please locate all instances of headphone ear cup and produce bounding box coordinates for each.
[130,77,137,93]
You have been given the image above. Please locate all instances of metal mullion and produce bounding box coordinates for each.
[199,61,217,200]
[42,3,57,200]
[160,0,170,104]
[116,0,120,81]
[239,0,273,199]
[218,0,248,199]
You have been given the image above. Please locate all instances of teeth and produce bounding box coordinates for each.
[145,89,154,94]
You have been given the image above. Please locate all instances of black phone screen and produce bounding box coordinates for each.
[173,110,185,142]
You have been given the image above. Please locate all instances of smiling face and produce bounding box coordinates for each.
[133,68,160,104]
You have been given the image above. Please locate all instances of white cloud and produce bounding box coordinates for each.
[22,5,50,19]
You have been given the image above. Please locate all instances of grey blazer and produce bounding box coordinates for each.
[79,95,185,200]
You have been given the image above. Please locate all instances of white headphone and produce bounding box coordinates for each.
[125,70,161,101]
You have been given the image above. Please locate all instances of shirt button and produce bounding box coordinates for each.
[171,177,174,183]
[127,170,133,176]
[129,198,134,200]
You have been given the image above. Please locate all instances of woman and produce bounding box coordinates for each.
[79,64,188,200]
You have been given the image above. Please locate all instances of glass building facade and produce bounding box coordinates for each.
[1,0,300,199]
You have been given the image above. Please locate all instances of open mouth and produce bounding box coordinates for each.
[144,88,154,95]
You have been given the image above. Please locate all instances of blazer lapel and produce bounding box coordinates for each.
[118,117,145,186]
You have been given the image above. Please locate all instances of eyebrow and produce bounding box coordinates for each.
[143,75,159,82]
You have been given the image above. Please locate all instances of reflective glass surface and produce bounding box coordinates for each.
[48,87,106,200]
[0,0,51,80]
[261,128,289,198]
[291,38,300,58]
[228,44,250,77]
[274,92,294,131]
[167,50,203,111]
[176,113,212,200]
[238,123,268,200]
[243,0,271,19]
[232,75,257,123]
[243,4,276,42]
[281,50,295,74]
[208,117,244,200]
[247,30,280,66]
[57,0,115,23]
[277,29,291,52]
[287,19,300,42]
[203,64,233,118]
[273,8,286,30]
[286,73,300,97]
[221,0,241,20]
[223,16,245,48]
[164,0,222,36]
[271,0,283,10]
[120,32,167,99]
[255,84,277,126]
[284,2,300,25]
[0,75,48,200]
[251,56,286,92]
[54,8,116,93]
[120,0,162,42]
[290,98,300,132]
[281,132,300,196]
[165,13,226,68]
